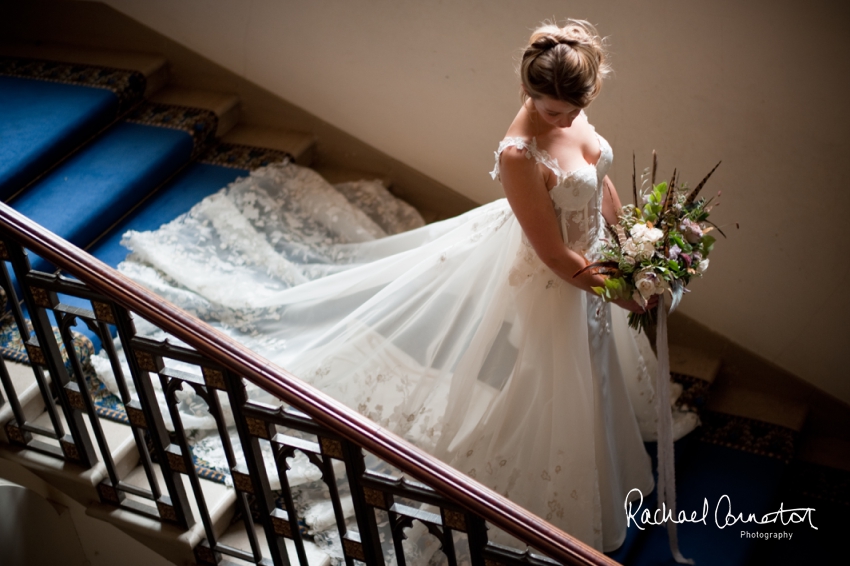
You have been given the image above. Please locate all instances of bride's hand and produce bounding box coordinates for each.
[612,295,658,314]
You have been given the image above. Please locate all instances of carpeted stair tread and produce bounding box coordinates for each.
[222,124,316,165]
[0,43,168,97]
[0,75,123,200]
[150,86,240,137]
[10,120,195,272]
[706,386,808,433]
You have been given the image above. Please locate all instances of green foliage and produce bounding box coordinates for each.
[701,234,716,255]
[642,182,667,222]
[592,277,632,302]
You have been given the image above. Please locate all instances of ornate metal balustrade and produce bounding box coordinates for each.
[0,203,619,566]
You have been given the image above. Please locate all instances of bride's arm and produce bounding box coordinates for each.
[601,175,623,226]
[499,147,604,294]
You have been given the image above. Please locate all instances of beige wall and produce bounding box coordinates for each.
[92,1,850,404]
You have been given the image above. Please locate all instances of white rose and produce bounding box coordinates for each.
[644,227,664,243]
[697,259,710,273]
[635,276,656,299]
[630,223,663,244]
[630,223,648,241]
[622,238,641,257]
[635,269,667,299]
[622,237,655,260]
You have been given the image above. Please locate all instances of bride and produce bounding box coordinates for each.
[98,18,697,557]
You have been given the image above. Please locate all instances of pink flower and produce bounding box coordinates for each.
[679,218,704,244]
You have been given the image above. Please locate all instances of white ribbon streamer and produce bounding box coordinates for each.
[656,293,695,564]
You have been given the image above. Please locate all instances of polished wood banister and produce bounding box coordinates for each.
[0,202,620,566]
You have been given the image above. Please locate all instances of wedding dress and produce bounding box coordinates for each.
[90,121,700,560]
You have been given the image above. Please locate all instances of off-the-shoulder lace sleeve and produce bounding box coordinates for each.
[489,136,567,183]
[490,136,533,181]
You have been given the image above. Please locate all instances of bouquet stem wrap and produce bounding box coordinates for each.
[656,293,695,564]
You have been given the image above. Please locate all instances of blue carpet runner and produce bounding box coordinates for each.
[748,459,846,564]
[9,102,218,272]
[0,58,145,200]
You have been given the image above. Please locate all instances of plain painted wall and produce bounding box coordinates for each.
[95,0,850,403]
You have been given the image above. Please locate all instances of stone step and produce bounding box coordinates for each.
[216,516,331,566]
[222,124,317,166]
[0,360,46,444]
[1,393,236,565]
[311,165,391,188]
[86,460,236,566]
[669,343,721,385]
[0,400,139,505]
[706,385,809,433]
[0,42,169,97]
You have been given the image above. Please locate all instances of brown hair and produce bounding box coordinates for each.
[520,19,610,108]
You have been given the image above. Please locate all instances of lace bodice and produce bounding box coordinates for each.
[490,131,613,258]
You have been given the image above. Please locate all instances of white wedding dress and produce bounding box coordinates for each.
[92,122,701,558]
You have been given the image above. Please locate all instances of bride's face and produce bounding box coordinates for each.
[530,96,582,128]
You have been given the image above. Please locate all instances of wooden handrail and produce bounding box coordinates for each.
[0,202,620,566]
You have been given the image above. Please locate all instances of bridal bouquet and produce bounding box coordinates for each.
[578,152,724,332]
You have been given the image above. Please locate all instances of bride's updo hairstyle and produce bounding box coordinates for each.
[520,19,610,108]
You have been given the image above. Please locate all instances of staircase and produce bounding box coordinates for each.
[0,41,845,566]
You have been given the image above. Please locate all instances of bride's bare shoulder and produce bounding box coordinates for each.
[503,102,536,140]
